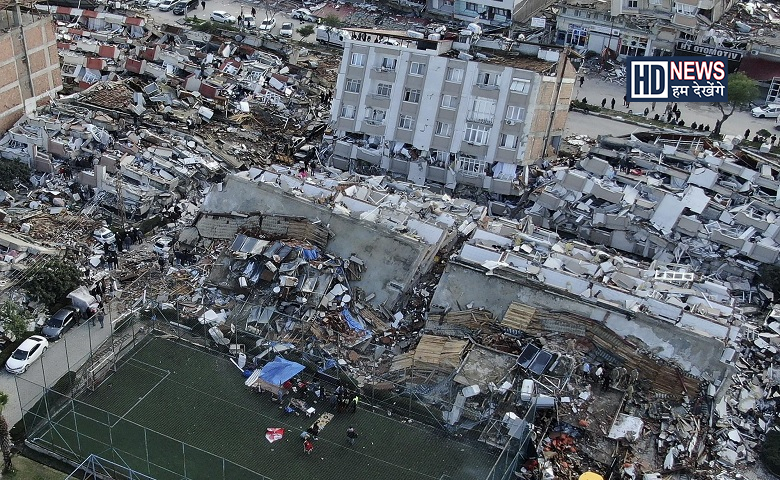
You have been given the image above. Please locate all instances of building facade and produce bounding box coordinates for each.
[328,32,574,194]
[426,0,553,26]
[0,11,62,133]
[554,0,736,58]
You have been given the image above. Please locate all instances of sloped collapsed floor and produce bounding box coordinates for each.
[31,337,498,480]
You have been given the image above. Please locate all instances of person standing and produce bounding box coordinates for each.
[610,98,615,109]
[201,0,205,9]
[579,76,584,87]
[745,129,751,139]
[350,394,359,413]
[651,101,656,111]
[623,95,627,107]
[346,426,358,445]
[304,438,314,455]
[251,6,256,16]
[97,308,105,328]
[601,98,606,108]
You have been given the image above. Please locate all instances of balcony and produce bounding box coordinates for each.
[476,83,500,90]
[363,119,386,126]
[466,114,494,125]
[372,66,396,73]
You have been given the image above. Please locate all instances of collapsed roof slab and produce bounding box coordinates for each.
[201,175,439,309]
[431,261,731,384]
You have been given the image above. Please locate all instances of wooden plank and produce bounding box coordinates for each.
[501,302,537,331]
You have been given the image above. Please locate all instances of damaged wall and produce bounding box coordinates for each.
[431,260,730,381]
[201,175,436,309]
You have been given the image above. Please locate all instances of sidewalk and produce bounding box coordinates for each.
[573,74,776,138]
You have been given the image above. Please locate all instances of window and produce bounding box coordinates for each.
[465,2,478,11]
[376,83,392,97]
[341,104,356,119]
[441,95,458,109]
[446,67,464,83]
[470,98,496,123]
[398,115,414,130]
[410,62,426,76]
[499,133,519,149]
[350,53,366,67]
[649,0,661,5]
[367,108,386,124]
[404,88,421,103]
[679,31,695,40]
[464,123,490,145]
[477,71,500,88]
[506,106,526,121]
[573,9,581,16]
[381,57,397,70]
[675,2,696,14]
[345,79,362,93]
[435,122,452,137]
[627,0,638,7]
[510,78,531,94]
[457,154,485,174]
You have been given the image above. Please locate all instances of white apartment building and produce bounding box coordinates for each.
[328,30,574,195]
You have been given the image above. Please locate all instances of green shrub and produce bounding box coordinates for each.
[570,100,602,113]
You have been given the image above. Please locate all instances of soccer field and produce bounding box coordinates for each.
[28,337,498,480]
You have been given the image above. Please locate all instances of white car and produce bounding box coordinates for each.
[258,17,276,31]
[242,15,257,29]
[158,0,178,11]
[6,335,48,374]
[147,0,161,7]
[93,227,116,244]
[292,8,316,22]
[279,22,294,37]
[752,104,780,118]
[153,236,174,255]
[210,11,237,24]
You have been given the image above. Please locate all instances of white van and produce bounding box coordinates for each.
[315,26,351,48]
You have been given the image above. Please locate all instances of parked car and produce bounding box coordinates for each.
[242,15,257,29]
[5,335,48,374]
[147,0,162,7]
[153,236,175,255]
[158,0,179,11]
[258,17,276,31]
[752,104,780,118]
[41,307,79,340]
[292,8,317,22]
[279,22,294,37]
[93,227,116,244]
[172,0,197,14]
[210,10,237,24]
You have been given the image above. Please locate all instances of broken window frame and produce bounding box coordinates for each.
[398,115,414,130]
[477,71,501,89]
[457,153,486,174]
[674,1,696,15]
[376,83,392,97]
[464,123,490,145]
[365,108,387,125]
[350,52,366,67]
[441,94,458,109]
[499,133,519,149]
[345,78,362,93]
[380,57,397,71]
[341,104,356,119]
[404,88,421,103]
[446,67,464,83]
[435,121,452,137]
[409,62,426,76]
[510,78,531,94]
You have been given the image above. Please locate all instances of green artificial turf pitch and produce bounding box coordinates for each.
[31,337,498,480]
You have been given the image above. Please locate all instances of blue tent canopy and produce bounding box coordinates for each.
[259,357,305,386]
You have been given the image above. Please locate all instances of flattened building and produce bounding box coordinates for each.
[328,29,575,194]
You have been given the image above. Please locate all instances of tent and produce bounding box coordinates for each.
[245,357,305,395]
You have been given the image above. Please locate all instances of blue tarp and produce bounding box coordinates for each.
[342,308,368,333]
[301,248,320,261]
[258,357,305,386]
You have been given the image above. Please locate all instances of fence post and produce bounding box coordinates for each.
[72,398,81,451]
[144,428,150,474]
[182,440,187,479]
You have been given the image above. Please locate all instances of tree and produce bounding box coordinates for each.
[322,14,341,43]
[297,24,315,40]
[22,257,82,311]
[0,301,27,339]
[0,160,30,191]
[0,391,12,473]
[713,72,758,136]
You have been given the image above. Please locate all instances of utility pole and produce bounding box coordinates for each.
[541,45,571,166]
[115,164,127,231]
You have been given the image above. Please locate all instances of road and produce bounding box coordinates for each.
[0,314,117,428]
[575,74,777,139]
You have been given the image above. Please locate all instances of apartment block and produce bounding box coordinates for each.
[555,0,736,58]
[426,0,554,26]
[0,11,62,133]
[329,31,574,194]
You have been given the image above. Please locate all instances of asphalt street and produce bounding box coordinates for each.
[0,313,116,427]
[574,74,777,139]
